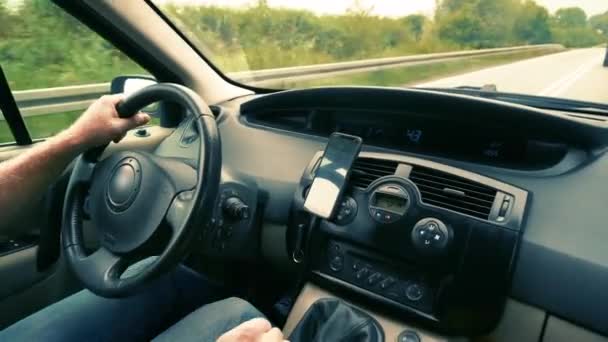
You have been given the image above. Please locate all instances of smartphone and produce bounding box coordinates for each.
[304,133,362,219]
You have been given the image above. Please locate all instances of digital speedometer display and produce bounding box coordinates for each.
[335,118,528,164]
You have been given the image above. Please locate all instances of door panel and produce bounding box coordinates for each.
[0,125,173,328]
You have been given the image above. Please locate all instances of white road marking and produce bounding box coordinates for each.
[538,58,597,97]
[544,59,598,97]
[415,50,575,88]
[411,48,607,103]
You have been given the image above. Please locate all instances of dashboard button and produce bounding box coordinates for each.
[397,330,421,342]
[411,218,452,255]
[355,268,369,280]
[335,196,358,225]
[329,256,344,272]
[405,283,424,302]
[330,243,341,253]
[367,272,382,285]
[379,277,396,290]
[225,227,233,238]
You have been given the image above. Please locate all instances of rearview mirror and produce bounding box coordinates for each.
[111,75,159,113]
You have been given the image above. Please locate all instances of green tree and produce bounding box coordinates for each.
[514,1,552,44]
[437,2,483,47]
[402,15,427,42]
[554,7,588,28]
[0,0,12,39]
[436,0,519,48]
[550,7,601,47]
[590,12,608,39]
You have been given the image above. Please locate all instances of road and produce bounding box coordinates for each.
[416,47,608,104]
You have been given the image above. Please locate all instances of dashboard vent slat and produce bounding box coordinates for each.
[349,158,398,189]
[410,166,497,219]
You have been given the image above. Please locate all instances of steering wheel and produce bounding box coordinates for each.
[62,83,221,298]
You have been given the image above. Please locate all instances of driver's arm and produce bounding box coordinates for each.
[0,94,149,228]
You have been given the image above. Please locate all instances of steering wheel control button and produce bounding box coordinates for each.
[335,196,358,225]
[411,218,452,255]
[405,283,424,302]
[397,330,421,342]
[106,158,142,212]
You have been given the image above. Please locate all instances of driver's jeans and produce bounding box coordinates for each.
[0,259,265,341]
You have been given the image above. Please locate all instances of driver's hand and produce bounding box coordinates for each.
[217,318,289,342]
[66,94,150,149]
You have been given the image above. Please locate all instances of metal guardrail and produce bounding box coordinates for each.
[4,44,563,119]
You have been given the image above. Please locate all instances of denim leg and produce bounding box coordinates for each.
[152,297,266,342]
[0,262,225,342]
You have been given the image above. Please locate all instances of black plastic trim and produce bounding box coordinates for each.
[0,67,32,145]
[241,87,608,150]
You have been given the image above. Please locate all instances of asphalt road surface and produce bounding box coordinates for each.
[416,47,608,104]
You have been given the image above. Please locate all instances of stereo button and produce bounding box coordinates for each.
[379,277,396,290]
[355,268,369,280]
[367,272,382,285]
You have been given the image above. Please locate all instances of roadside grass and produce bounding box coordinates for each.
[272,48,561,88]
[0,48,561,145]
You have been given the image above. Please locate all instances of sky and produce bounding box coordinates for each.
[158,0,608,17]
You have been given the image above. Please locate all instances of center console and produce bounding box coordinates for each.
[284,283,454,342]
[288,151,528,336]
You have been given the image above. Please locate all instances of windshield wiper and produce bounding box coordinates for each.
[417,86,608,116]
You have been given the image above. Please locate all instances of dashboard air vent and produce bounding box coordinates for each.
[409,166,497,219]
[349,158,398,189]
[249,109,311,131]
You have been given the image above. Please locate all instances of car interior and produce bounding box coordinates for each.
[1,1,608,341]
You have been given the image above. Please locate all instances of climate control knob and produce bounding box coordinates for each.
[411,218,452,255]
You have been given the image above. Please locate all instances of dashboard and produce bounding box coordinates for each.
[162,86,608,337]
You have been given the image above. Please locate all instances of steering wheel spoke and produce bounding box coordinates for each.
[67,246,129,294]
[71,156,97,185]
[165,190,196,233]
[148,155,198,193]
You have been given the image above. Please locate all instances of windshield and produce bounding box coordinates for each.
[152,0,608,104]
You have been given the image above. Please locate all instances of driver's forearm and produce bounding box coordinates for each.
[0,130,86,229]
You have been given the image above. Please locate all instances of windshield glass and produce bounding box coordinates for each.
[152,0,608,104]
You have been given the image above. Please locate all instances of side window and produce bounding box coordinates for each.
[0,1,147,144]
